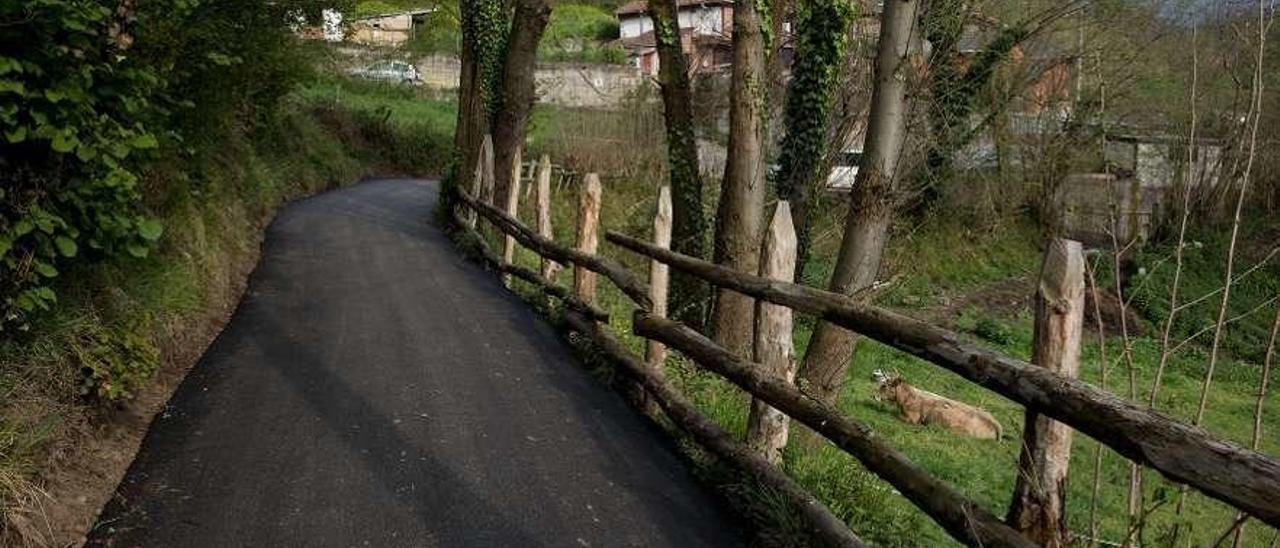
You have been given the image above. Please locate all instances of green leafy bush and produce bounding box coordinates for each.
[539,4,625,64]
[1127,222,1280,364]
[75,325,160,401]
[406,6,462,55]
[973,316,1017,346]
[0,0,173,332]
[1,0,339,397]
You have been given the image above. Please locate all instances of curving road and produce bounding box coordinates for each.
[86,179,743,547]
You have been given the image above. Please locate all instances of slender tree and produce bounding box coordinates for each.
[773,0,857,282]
[649,0,711,329]
[450,0,508,209]
[711,0,771,357]
[796,0,921,405]
[491,0,551,211]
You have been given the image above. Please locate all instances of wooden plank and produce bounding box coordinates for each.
[574,173,602,304]
[562,311,863,548]
[1008,238,1086,546]
[746,201,798,465]
[535,154,560,285]
[456,189,651,309]
[605,229,1280,527]
[633,312,1035,548]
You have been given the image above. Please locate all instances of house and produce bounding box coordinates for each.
[616,0,733,40]
[614,28,733,75]
[613,0,735,75]
[347,8,436,47]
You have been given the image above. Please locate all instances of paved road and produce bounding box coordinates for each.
[86,179,742,547]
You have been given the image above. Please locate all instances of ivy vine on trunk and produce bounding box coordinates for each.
[649,0,711,329]
[772,0,856,283]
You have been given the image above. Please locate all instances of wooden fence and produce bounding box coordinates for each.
[449,148,1280,547]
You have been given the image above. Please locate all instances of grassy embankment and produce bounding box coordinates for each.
[0,79,454,543]
[481,102,1279,545]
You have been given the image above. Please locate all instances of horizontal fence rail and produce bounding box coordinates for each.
[605,229,1280,528]
[457,188,652,308]
[633,312,1035,547]
[452,211,610,323]
[562,311,864,548]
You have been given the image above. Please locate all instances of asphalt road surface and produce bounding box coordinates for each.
[86,179,743,547]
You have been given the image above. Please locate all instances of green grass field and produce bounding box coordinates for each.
[483,110,1280,545]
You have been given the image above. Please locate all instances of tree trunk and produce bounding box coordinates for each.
[766,0,794,131]
[491,0,550,212]
[451,0,489,203]
[711,0,770,358]
[774,0,856,283]
[796,0,919,406]
[746,202,799,464]
[1008,238,1085,547]
[914,6,1030,210]
[649,0,710,329]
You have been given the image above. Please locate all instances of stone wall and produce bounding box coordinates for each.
[414,55,651,108]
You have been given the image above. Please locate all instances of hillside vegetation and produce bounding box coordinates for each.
[0,2,450,542]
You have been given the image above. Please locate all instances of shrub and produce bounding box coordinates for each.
[539,4,625,64]
[974,317,1017,346]
[0,0,338,395]
[0,0,173,333]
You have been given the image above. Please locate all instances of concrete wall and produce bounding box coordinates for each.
[1058,173,1163,246]
[1060,141,1224,246]
[415,55,650,108]
[349,14,413,46]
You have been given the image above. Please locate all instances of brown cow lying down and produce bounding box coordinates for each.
[872,370,1003,440]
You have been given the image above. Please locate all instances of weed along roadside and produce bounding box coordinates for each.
[0,8,454,540]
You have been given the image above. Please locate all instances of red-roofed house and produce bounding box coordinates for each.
[613,0,735,75]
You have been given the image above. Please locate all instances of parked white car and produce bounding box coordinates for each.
[349,60,422,85]
[827,148,864,192]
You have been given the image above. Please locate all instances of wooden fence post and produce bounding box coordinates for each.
[535,155,559,284]
[479,134,496,207]
[746,201,798,464]
[574,173,602,304]
[645,186,674,378]
[501,150,523,288]
[1008,237,1085,547]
